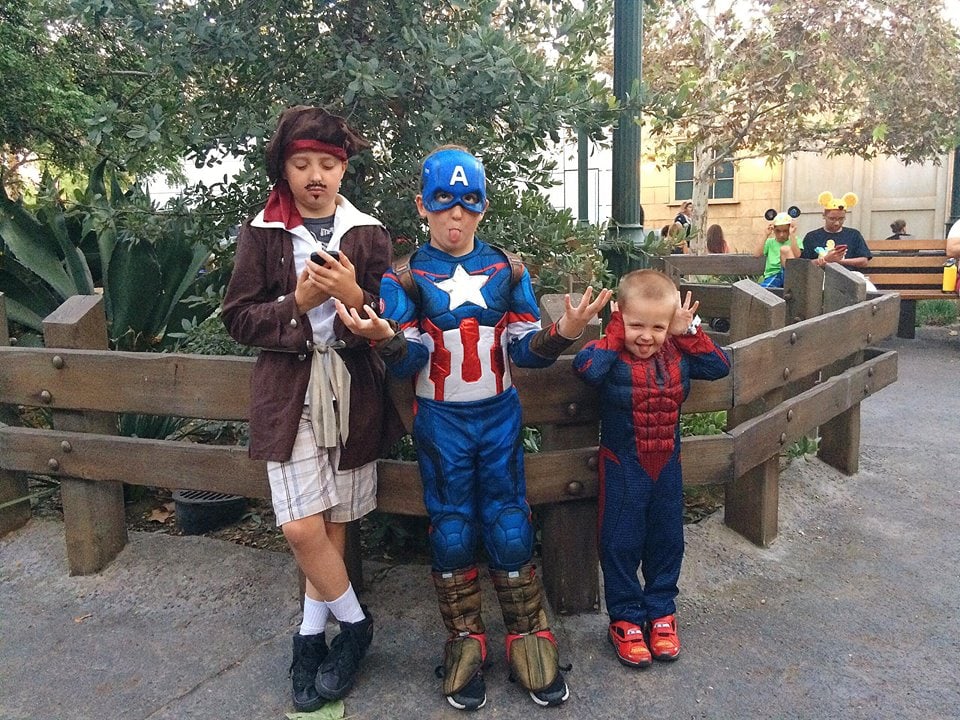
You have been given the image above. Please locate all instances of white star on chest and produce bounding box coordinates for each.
[436,264,489,310]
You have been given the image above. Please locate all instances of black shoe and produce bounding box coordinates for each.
[316,606,373,700]
[529,670,569,708]
[446,670,487,711]
[289,632,327,712]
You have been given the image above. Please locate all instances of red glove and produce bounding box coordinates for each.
[602,310,625,350]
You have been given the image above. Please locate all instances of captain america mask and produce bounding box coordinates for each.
[420,149,487,214]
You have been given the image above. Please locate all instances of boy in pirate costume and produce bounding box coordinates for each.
[336,146,610,710]
[223,105,401,712]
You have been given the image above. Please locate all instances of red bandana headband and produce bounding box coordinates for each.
[284,138,348,162]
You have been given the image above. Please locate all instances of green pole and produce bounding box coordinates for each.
[605,0,645,280]
[577,128,589,226]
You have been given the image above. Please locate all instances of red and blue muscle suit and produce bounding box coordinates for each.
[573,312,730,625]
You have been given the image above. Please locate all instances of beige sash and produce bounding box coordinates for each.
[307,344,351,448]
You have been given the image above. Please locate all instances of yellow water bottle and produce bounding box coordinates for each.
[943,258,958,292]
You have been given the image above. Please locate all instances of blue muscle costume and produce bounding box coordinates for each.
[374,148,572,707]
[573,312,730,625]
[380,238,569,571]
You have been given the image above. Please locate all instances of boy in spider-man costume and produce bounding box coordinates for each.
[336,145,610,710]
[572,270,729,670]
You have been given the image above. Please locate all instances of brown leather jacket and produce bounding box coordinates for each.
[222,207,403,467]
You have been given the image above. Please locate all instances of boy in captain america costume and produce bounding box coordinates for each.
[572,270,729,670]
[336,145,610,710]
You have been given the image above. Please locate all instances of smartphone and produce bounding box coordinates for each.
[310,250,340,265]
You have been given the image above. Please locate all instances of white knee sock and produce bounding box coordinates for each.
[326,584,365,623]
[299,595,330,636]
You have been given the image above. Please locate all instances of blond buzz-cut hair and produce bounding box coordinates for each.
[617,269,679,311]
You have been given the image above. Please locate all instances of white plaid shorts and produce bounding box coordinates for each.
[267,408,377,526]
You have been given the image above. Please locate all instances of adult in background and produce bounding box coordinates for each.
[670,200,694,254]
[800,191,871,270]
[887,219,910,239]
[705,224,729,253]
[947,218,960,260]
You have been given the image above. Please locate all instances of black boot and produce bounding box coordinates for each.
[289,632,327,712]
[316,606,373,700]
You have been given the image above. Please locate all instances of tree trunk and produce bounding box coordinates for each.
[691,143,712,254]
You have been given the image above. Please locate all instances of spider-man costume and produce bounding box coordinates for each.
[379,238,568,571]
[573,312,730,625]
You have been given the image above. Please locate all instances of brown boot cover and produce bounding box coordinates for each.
[491,564,559,692]
[442,634,487,696]
[433,567,486,696]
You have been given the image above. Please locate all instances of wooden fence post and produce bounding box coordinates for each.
[0,293,32,537]
[536,294,600,614]
[724,281,785,546]
[537,426,600,614]
[818,267,868,474]
[42,296,128,574]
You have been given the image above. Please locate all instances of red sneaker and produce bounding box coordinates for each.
[608,620,652,668]
[648,615,681,661]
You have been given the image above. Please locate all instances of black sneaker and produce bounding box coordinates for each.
[529,670,569,708]
[289,632,327,712]
[316,607,373,700]
[446,670,487,711]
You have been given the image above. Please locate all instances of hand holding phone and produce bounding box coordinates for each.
[310,250,340,266]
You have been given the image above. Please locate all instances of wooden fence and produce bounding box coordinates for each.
[0,264,899,613]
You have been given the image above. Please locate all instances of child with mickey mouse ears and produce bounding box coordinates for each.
[754,206,801,288]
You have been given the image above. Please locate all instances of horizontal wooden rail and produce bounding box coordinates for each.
[0,422,736,515]
[868,256,945,268]
[0,426,270,498]
[728,293,899,405]
[662,254,764,277]
[729,349,897,475]
[0,348,254,420]
[0,348,733,422]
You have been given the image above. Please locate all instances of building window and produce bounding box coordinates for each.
[674,159,735,201]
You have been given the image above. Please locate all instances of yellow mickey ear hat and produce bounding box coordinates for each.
[818,191,858,210]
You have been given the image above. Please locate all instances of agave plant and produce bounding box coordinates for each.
[0,176,95,335]
[0,162,212,350]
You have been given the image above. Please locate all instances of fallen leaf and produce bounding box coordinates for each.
[74,613,92,623]
[285,700,345,720]
[148,506,173,523]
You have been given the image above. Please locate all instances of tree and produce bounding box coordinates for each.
[60,1,618,246]
[0,0,192,187]
[3,0,621,292]
[1,0,624,334]
[640,0,960,252]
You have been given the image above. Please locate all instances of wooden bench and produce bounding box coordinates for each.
[864,238,953,338]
